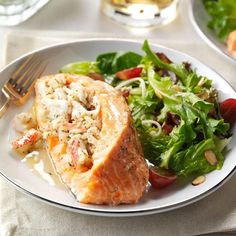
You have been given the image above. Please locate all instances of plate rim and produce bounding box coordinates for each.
[0,164,235,217]
[189,0,236,64]
[1,37,236,217]
[1,37,235,92]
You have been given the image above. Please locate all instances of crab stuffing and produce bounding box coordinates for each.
[35,74,102,169]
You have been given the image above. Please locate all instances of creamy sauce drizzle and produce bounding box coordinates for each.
[21,148,65,188]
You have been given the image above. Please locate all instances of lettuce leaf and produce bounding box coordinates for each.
[169,139,224,176]
[128,54,230,175]
[60,61,100,75]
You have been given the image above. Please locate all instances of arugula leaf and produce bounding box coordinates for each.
[142,40,189,83]
[142,40,213,94]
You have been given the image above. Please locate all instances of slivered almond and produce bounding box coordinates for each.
[204,150,218,166]
[172,85,182,92]
[192,175,205,186]
[155,90,163,99]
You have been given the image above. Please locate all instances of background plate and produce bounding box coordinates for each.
[189,0,236,64]
[0,39,236,217]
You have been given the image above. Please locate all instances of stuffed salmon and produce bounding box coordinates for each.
[29,73,148,205]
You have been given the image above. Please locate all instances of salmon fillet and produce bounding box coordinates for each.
[34,73,149,205]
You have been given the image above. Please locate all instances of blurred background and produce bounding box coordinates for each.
[0,0,200,66]
[0,1,236,236]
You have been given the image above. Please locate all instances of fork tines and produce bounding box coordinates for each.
[8,54,46,95]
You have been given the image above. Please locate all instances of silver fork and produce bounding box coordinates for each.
[0,54,46,118]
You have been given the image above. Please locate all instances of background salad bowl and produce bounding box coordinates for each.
[0,39,236,217]
[189,0,236,64]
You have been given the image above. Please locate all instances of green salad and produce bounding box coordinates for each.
[202,0,236,42]
[60,40,233,183]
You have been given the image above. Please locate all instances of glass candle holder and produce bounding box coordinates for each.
[101,0,179,27]
[0,0,50,26]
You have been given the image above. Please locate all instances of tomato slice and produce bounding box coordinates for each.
[149,166,177,189]
[115,67,142,80]
[220,98,236,124]
[162,122,173,134]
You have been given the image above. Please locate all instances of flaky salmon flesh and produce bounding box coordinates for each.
[34,73,149,205]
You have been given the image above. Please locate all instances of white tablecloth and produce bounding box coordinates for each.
[0,31,236,236]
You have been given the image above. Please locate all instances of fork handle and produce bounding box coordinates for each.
[0,97,11,118]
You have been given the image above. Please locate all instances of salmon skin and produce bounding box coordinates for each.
[35,73,149,205]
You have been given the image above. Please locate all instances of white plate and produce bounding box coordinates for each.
[0,39,236,217]
[189,0,236,64]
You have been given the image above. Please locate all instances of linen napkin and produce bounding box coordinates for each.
[0,30,236,236]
